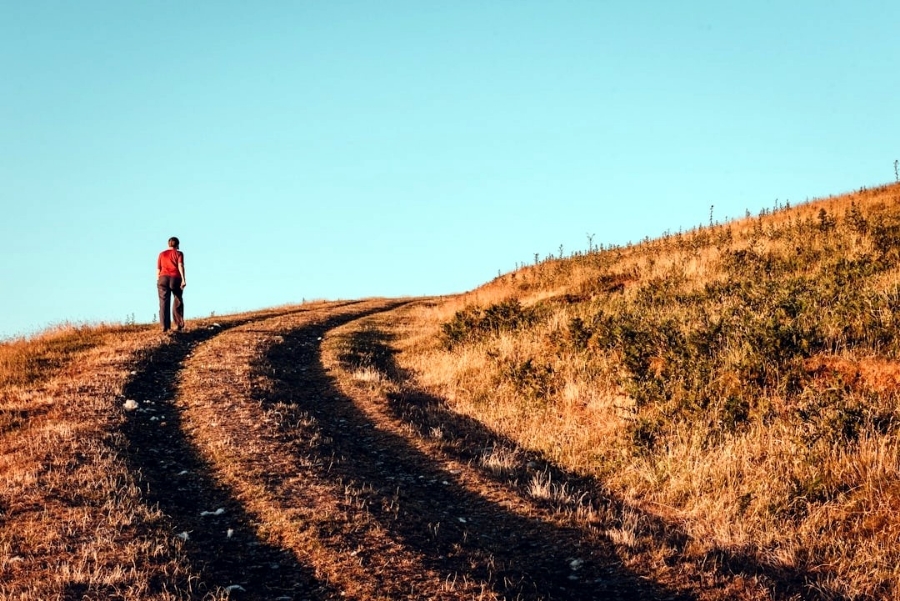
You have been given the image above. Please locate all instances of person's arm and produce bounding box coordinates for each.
[178,256,186,288]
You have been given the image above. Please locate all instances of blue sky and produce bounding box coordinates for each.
[2,1,898,339]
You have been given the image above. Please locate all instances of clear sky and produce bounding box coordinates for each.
[2,1,898,339]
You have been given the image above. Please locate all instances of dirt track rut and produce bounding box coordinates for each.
[121,300,691,600]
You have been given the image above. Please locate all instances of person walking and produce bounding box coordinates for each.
[157,236,186,332]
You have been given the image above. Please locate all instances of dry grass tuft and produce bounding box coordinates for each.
[0,322,126,388]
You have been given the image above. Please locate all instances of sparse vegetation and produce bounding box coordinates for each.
[0,321,200,600]
[0,323,110,388]
[404,182,900,599]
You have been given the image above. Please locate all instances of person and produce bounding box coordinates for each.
[157,236,186,332]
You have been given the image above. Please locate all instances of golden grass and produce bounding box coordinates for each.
[0,322,200,599]
[0,306,319,598]
[0,323,124,388]
[394,182,900,599]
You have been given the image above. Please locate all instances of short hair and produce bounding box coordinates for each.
[168,237,180,249]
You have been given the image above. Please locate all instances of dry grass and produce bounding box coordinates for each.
[0,322,201,599]
[397,182,900,599]
[0,323,118,388]
[0,305,328,599]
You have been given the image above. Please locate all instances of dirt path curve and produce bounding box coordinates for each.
[120,298,693,599]
[120,302,367,599]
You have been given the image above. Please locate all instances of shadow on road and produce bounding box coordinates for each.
[120,314,342,600]
[339,322,841,601]
[260,318,692,601]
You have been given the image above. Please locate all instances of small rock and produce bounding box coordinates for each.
[201,508,226,516]
[224,584,245,593]
[175,531,190,541]
[123,400,139,411]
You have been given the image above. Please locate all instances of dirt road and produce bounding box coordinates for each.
[118,299,691,600]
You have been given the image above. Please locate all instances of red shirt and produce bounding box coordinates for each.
[157,249,184,278]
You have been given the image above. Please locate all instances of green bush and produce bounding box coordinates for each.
[498,357,556,401]
[441,298,537,348]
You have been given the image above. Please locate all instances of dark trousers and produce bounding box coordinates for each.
[157,276,185,331]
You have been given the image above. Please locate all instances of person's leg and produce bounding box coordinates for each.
[158,277,172,331]
[171,279,185,330]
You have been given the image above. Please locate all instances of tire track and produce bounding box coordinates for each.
[170,300,478,600]
[120,304,364,599]
[307,313,692,600]
[2,326,199,600]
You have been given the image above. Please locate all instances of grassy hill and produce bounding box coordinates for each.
[396,181,900,599]
[3,182,900,600]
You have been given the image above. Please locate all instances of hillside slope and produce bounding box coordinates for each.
[399,182,900,599]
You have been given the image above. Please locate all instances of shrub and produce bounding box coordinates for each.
[498,357,556,401]
[441,298,537,348]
